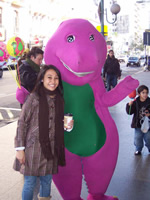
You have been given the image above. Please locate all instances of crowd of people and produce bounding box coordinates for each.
[13,47,150,200]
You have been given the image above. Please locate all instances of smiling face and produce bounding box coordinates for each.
[139,89,148,102]
[43,69,59,91]
[44,19,107,85]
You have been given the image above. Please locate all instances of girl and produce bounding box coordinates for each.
[13,65,72,200]
[126,85,150,155]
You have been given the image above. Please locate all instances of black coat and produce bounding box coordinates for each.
[126,97,150,128]
[103,55,121,78]
[19,61,39,92]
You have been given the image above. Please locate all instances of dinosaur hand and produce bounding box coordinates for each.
[117,76,139,95]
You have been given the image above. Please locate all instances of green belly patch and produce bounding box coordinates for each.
[63,81,106,157]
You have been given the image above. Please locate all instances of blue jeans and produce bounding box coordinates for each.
[134,128,150,151]
[106,74,117,91]
[22,175,52,200]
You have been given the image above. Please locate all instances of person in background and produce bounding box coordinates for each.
[19,47,44,93]
[103,50,121,91]
[13,65,73,200]
[143,55,150,72]
[126,85,150,155]
[148,56,150,71]
[18,48,30,66]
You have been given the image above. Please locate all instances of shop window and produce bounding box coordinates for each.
[0,7,2,26]
[14,10,19,32]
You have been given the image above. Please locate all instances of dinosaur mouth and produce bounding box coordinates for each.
[60,59,94,77]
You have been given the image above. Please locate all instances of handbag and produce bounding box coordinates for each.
[16,86,29,104]
[141,116,150,133]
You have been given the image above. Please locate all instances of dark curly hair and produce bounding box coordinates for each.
[27,47,44,59]
[137,85,149,94]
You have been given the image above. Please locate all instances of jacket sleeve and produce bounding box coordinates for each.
[14,95,34,148]
[103,61,107,78]
[126,101,136,115]
[118,63,121,77]
[116,60,121,77]
[19,65,37,92]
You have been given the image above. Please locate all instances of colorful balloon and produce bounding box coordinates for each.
[6,37,25,57]
[0,42,10,61]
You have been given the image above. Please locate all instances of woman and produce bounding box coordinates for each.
[13,65,72,200]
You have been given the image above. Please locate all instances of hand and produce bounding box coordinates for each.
[103,77,106,81]
[16,150,25,164]
[118,76,121,80]
[128,101,133,106]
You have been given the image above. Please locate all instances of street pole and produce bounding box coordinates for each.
[98,0,104,37]
[98,0,120,38]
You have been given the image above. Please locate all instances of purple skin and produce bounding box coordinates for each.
[44,19,139,200]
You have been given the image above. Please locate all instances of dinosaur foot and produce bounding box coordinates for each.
[87,194,118,200]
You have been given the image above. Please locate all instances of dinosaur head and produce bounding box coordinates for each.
[44,18,107,85]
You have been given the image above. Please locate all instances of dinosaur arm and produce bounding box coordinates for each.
[90,76,139,107]
[101,76,139,107]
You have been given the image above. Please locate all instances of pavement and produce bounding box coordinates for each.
[0,68,150,200]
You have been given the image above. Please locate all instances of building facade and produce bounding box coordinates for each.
[0,0,99,49]
[108,0,150,56]
[0,0,55,48]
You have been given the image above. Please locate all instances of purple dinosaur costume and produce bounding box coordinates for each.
[44,19,139,200]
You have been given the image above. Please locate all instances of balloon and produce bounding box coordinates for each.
[6,36,25,57]
[0,42,10,61]
[128,89,136,99]
[16,86,29,104]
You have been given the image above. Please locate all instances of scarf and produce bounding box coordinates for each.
[26,58,40,73]
[39,85,65,166]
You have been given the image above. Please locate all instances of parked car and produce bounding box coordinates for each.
[0,67,3,78]
[2,56,18,70]
[118,58,125,63]
[0,61,7,78]
[126,56,141,67]
[118,56,126,63]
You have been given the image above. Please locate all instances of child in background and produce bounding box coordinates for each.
[126,85,150,155]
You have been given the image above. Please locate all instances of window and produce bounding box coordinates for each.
[14,10,19,32]
[0,7,2,26]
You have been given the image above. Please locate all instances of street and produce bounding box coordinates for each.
[120,62,144,80]
[0,63,145,127]
[0,69,21,127]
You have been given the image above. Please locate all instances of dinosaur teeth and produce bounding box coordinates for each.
[60,59,94,77]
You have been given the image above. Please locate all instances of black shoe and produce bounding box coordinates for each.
[134,151,141,155]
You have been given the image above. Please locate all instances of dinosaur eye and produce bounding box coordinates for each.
[67,35,75,43]
[89,34,94,41]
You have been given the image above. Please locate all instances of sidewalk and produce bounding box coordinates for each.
[0,70,150,200]
[0,121,64,200]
